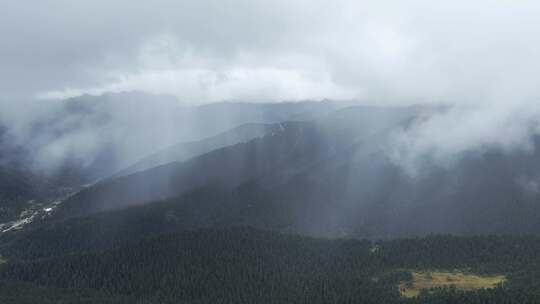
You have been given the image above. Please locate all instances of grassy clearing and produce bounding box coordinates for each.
[399,270,506,298]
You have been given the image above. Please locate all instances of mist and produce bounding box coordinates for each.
[2,0,540,176]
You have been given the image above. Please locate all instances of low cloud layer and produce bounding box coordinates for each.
[3,0,540,172]
[386,102,540,175]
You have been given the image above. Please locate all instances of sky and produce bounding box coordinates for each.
[3,0,540,172]
[1,0,539,104]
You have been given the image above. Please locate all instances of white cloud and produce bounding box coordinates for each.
[39,67,359,103]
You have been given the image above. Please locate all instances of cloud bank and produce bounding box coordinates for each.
[0,0,537,104]
[2,0,540,171]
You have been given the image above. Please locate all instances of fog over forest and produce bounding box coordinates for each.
[2,2,540,303]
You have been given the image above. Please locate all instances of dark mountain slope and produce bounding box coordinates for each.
[1,92,340,183]
[53,120,343,218]
[52,105,422,218]
[7,141,540,260]
[54,94,340,180]
[0,95,340,224]
[12,104,540,240]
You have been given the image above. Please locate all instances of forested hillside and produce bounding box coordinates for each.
[0,228,539,303]
[44,105,540,238]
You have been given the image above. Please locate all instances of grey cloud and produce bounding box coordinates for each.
[4,0,540,103]
[3,0,540,171]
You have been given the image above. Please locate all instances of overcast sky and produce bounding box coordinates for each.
[2,0,539,104]
[3,0,540,173]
